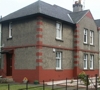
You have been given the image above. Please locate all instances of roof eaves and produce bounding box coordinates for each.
[95,19,100,21]
[1,13,40,23]
[76,10,89,23]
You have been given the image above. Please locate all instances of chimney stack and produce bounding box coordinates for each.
[73,0,83,12]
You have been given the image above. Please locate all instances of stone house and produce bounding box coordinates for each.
[0,0,100,82]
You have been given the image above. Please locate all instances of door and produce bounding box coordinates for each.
[6,53,13,76]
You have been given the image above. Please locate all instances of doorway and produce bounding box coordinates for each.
[6,53,13,76]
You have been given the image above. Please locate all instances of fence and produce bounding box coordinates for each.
[0,74,100,90]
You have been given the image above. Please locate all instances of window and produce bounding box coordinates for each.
[56,22,62,40]
[90,55,94,69]
[83,54,88,69]
[9,22,12,38]
[84,29,88,44]
[56,52,62,70]
[90,31,94,45]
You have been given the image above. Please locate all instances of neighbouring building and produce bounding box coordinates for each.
[0,23,1,51]
[0,0,100,83]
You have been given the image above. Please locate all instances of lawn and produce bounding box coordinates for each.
[0,84,51,90]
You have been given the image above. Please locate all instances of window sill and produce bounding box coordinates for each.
[83,68,88,70]
[55,68,62,71]
[83,43,95,47]
[90,44,95,47]
[7,37,13,40]
[83,43,89,45]
[55,38,63,42]
[89,68,94,70]
[83,69,94,71]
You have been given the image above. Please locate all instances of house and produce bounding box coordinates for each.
[0,0,100,83]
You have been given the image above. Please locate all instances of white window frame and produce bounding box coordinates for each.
[90,30,94,45]
[56,52,62,70]
[9,22,12,38]
[56,22,62,40]
[83,29,88,44]
[83,54,88,69]
[90,55,94,69]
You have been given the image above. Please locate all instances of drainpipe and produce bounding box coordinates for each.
[99,27,100,76]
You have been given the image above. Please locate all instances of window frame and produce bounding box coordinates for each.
[83,28,88,44]
[56,51,62,70]
[90,30,94,45]
[56,22,62,40]
[90,55,94,70]
[9,22,12,38]
[83,54,88,69]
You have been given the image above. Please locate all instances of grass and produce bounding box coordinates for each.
[0,84,51,90]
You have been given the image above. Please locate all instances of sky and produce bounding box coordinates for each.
[0,0,100,20]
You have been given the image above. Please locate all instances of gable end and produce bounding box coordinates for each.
[86,11,94,19]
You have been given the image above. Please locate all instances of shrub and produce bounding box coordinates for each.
[78,71,90,85]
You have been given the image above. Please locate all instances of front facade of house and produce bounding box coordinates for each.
[0,1,99,82]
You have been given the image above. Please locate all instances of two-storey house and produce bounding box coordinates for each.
[0,0,100,83]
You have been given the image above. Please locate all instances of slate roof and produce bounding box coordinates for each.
[0,0,91,24]
[1,0,73,23]
[1,1,40,22]
[95,19,100,27]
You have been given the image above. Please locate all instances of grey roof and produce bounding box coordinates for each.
[95,19,100,27]
[69,10,88,23]
[1,0,73,23]
[1,0,90,24]
[1,1,40,22]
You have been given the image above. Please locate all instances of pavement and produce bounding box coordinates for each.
[44,77,100,89]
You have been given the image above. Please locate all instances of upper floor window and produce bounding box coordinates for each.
[90,55,94,69]
[56,52,62,70]
[83,54,88,69]
[56,22,62,40]
[90,30,94,45]
[9,22,12,38]
[83,29,88,44]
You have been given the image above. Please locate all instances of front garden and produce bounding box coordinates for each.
[0,84,51,90]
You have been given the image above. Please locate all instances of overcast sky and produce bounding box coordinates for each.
[0,0,100,20]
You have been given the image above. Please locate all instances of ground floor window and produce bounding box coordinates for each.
[90,55,94,69]
[83,54,88,69]
[56,52,62,70]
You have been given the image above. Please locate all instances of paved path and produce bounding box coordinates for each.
[44,77,100,90]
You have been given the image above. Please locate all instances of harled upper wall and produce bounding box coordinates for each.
[42,18,74,48]
[2,18,37,47]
